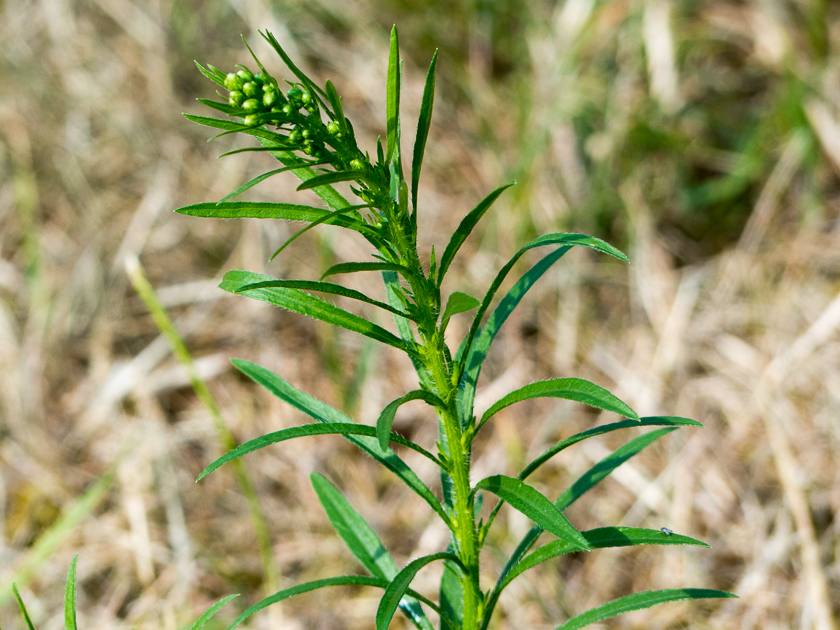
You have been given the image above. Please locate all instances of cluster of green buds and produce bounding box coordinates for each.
[222,65,341,161]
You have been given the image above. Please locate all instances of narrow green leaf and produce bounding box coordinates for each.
[439,558,464,630]
[411,50,438,212]
[176,200,359,224]
[12,584,36,630]
[385,26,400,165]
[190,595,240,630]
[474,475,589,550]
[219,164,327,203]
[554,589,737,630]
[322,261,414,282]
[231,360,449,524]
[221,270,416,358]
[311,475,435,630]
[383,271,431,390]
[269,205,374,260]
[236,279,415,321]
[501,527,710,589]
[376,553,460,630]
[555,428,677,510]
[197,97,251,117]
[437,182,515,287]
[324,79,347,131]
[520,416,702,481]
[476,378,639,435]
[195,60,227,87]
[377,390,445,451]
[199,423,439,480]
[458,233,628,428]
[296,169,364,192]
[184,112,286,143]
[64,555,78,630]
[260,30,328,99]
[440,291,480,333]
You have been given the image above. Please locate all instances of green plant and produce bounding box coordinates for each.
[178,27,735,630]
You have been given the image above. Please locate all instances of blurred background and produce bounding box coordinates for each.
[1,0,839,628]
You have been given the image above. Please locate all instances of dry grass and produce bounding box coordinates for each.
[1,1,839,629]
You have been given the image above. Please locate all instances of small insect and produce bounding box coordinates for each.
[660,527,673,536]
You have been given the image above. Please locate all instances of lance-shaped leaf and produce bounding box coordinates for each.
[458,234,628,428]
[311,474,435,630]
[190,595,240,630]
[440,291,480,333]
[476,378,638,436]
[235,279,416,322]
[411,49,437,212]
[555,428,677,510]
[322,261,415,282]
[175,200,362,225]
[325,79,348,132]
[232,360,449,524]
[377,390,445,451]
[520,416,702,482]
[500,527,711,590]
[473,475,589,550]
[184,112,288,144]
[554,589,737,630]
[221,271,417,359]
[198,423,440,481]
[436,182,515,287]
[260,30,329,104]
[376,553,462,630]
[194,61,227,87]
[385,26,401,165]
[296,169,366,192]
[225,575,442,630]
[65,556,78,630]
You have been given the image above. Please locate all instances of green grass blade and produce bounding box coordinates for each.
[64,556,78,630]
[411,50,437,212]
[194,61,227,87]
[555,428,677,510]
[231,360,449,524]
[235,279,416,321]
[474,475,589,550]
[221,270,416,358]
[377,390,445,451]
[295,170,365,192]
[311,474,435,630]
[385,26,400,165]
[440,291,479,333]
[12,585,36,630]
[376,553,459,630]
[198,423,440,481]
[501,527,711,590]
[436,182,515,288]
[554,589,737,630]
[476,378,638,436]
[520,417,702,481]
[190,595,240,630]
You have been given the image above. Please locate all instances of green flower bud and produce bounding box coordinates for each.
[242,81,260,98]
[301,128,311,139]
[254,72,268,84]
[242,98,260,112]
[236,67,253,82]
[350,158,364,171]
[282,104,294,115]
[304,101,318,114]
[263,88,278,108]
[289,128,303,144]
[243,114,260,126]
[326,121,341,136]
[224,73,244,91]
[287,86,303,105]
[228,90,245,107]
[300,90,311,104]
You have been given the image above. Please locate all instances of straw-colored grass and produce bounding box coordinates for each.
[1,1,838,629]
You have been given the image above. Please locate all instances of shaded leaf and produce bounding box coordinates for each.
[322,261,414,282]
[377,390,445,451]
[554,589,737,630]
[474,475,589,550]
